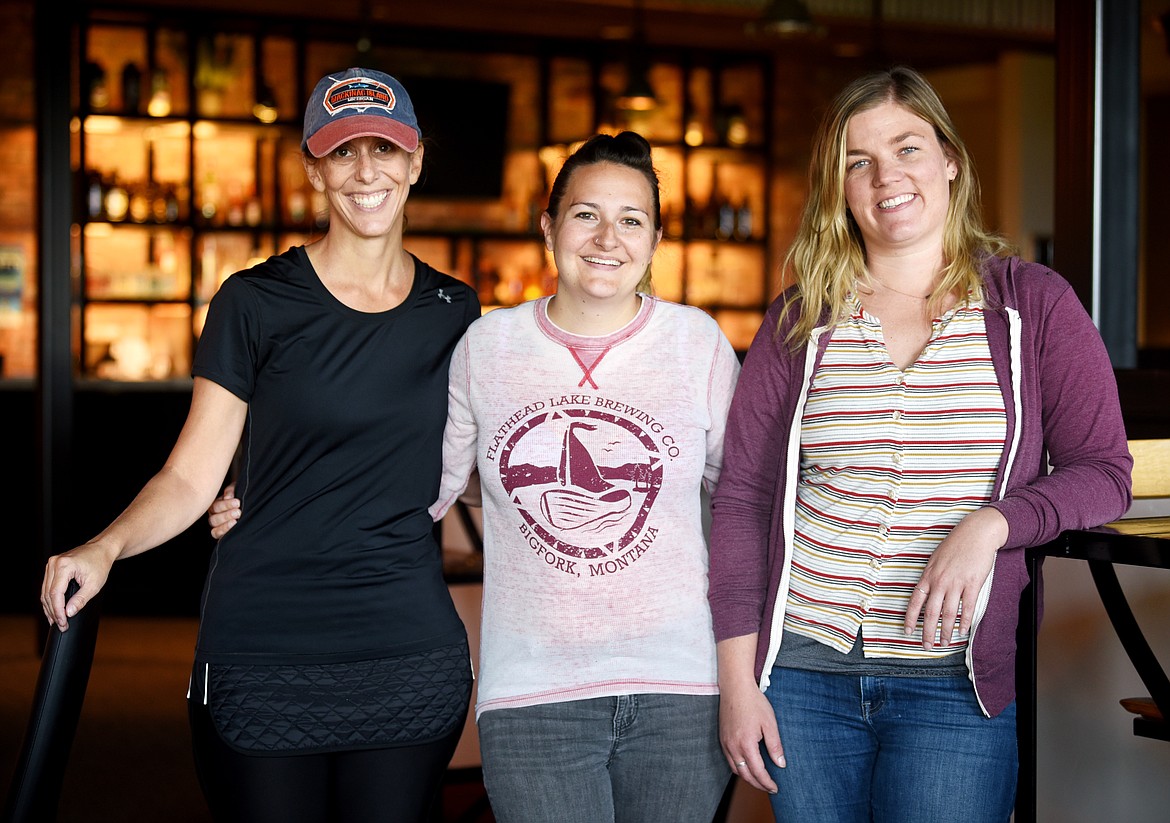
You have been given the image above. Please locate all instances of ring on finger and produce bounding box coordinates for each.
[735,760,747,768]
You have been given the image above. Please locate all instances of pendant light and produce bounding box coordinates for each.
[616,0,657,112]
[760,0,815,35]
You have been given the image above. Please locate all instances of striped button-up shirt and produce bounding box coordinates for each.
[784,295,1007,658]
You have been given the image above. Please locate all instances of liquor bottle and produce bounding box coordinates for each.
[734,198,753,241]
[147,69,172,117]
[245,194,263,227]
[151,182,169,223]
[121,61,142,115]
[683,193,700,238]
[225,181,245,226]
[129,181,151,223]
[104,177,130,222]
[87,61,109,110]
[86,171,105,219]
[286,189,307,226]
[164,184,181,222]
[200,170,220,223]
[702,163,722,239]
[716,192,736,241]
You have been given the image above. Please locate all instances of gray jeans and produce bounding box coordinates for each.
[478,693,729,823]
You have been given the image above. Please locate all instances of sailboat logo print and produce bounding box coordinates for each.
[499,408,663,561]
[540,422,633,531]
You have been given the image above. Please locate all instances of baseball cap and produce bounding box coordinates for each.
[302,68,421,157]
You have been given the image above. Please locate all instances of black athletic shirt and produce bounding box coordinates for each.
[191,246,479,665]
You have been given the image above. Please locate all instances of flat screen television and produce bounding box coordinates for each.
[402,75,511,200]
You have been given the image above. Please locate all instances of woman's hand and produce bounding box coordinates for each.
[208,484,241,540]
[41,378,248,631]
[41,540,119,631]
[904,506,1009,648]
[717,635,783,794]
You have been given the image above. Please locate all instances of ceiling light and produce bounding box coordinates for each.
[616,0,656,112]
[761,0,814,35]
[617,62,657,112]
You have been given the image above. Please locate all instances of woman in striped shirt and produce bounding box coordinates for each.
[708,65,1132,823]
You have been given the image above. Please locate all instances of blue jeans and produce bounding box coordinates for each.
[764,667,1017,823]
[478,693,729,823]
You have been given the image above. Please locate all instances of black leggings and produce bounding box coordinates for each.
[189,697,466,823]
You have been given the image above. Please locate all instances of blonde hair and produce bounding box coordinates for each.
[781,66,1012,344]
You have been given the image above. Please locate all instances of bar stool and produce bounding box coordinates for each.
[2,581,104,823]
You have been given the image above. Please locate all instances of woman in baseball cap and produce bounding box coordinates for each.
[43,68,478,822]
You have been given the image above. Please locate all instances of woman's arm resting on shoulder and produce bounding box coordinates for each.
[718,634,783,795]
[42,377,247,630]
[208,483,240,540]
[428,335,479,521]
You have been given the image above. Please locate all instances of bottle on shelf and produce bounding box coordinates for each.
[87,60,109,110]
[245,192,263,227]
[734,196,753,241]
[286,188,308,226]
[104,177,130,222]
[661,199,684,239]
[129,181,151,223]
[225,181,245,227]
[86,171,105,219]
[200,169,221,224]
[164,184,181,222]
[121,61,142,115]
[683,193,700,238]
[147,69,172,117]
[716,185,736,242]
[150,182,169,223]
[699,162,722,240]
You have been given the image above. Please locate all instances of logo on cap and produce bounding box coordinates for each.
[323,76,397,117]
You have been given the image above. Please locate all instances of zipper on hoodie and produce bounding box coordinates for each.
[966,306,1024,717]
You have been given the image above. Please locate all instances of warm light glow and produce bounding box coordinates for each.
[760,0,815,35]
[616,64,657,112]
[252,102,279,124]
[83,223,114,239]
[148,69,173,117]
[83,116,123,135]
[685,118,704,147]
[617,94,656,112]
[253,82,279,124]
[726,115,749,146]
[538,145,567,168]
[147,91,172,117]
[153,121,191,139]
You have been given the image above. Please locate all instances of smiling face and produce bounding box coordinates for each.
[843,101,957,260]
[303,136,422,240]
[541,160,662,316]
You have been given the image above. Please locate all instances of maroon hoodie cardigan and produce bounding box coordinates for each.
[708,255,1133,717]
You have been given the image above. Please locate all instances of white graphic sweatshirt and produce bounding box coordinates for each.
[431,295,740,718]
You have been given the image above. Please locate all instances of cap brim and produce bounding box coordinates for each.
[305,115,420,157]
